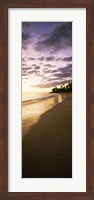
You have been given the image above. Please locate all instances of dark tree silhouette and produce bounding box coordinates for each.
[51,82,72,93]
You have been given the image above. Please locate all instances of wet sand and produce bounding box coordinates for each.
[22,94,63,138]
[22,93,72,178]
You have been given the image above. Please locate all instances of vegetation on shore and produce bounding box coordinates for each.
[51,82,72,93]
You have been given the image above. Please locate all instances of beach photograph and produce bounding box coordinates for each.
[22,22,72,178]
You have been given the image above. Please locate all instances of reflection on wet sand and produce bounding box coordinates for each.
[22,94,64,138]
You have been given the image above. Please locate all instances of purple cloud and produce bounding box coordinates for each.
[63,56,72,62]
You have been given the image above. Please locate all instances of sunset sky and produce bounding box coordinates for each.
[22,22,72,93]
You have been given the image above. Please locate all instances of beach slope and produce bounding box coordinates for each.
[22,93,72,178]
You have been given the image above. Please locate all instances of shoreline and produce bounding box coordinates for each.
[22,93,62,106]
[22,93,72,178]
[22,93,64,138]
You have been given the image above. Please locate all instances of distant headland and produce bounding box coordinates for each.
[50,82,72,93]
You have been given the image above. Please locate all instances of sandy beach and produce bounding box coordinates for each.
[22,93,63,138]
[22,93,72,178]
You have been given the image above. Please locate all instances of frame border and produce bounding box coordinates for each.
[0,0,94,199]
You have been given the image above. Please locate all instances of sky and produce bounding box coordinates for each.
[22,22,72,93]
